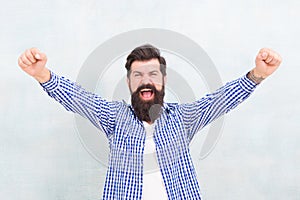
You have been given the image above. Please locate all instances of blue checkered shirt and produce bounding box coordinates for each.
[41,71,256,199]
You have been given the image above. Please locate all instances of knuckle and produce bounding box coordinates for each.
[25,50,31,57]
[18,59,25,66]
[22,55,30,64]
[31,47,37,51]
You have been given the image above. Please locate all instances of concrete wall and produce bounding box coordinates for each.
[1,0,299,199]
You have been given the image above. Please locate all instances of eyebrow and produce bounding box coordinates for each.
[131,71,143,75]
[131,70,160,74]
[149,70,159,73]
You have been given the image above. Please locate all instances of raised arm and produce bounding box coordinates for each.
[18,48,121,138]
[180,48,282,141]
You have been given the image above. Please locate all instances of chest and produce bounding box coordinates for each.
[111,109,187,157]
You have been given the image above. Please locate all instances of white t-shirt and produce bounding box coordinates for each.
[142,122,168,200]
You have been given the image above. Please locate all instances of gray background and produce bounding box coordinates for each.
[1,0,299,199]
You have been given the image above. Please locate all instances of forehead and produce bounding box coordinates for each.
[131,58,160,73]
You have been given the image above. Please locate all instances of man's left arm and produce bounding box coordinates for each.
[180,48,282,141]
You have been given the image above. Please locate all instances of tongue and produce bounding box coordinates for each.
[142,91,152,98]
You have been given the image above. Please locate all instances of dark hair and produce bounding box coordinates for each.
[125,44,166,77]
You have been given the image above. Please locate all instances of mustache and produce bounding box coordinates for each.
[135,84,157,93]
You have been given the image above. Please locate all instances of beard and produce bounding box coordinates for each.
[131,84,165,123]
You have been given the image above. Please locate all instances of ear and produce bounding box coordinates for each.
[163,76,167,85]
[127,77,134,94]
[126,77,130,88]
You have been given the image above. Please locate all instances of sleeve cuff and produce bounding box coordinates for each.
[239,73,257,93]
[40,71,59,92]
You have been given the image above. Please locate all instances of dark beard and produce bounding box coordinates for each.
[131,84,164,123]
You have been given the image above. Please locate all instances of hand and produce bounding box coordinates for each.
[253,48,282,78]
[18,48,50,83]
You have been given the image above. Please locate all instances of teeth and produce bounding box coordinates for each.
[140,89,152,92]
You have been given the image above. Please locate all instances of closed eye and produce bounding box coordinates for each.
[133,72,142,77]
[150,72,158,76]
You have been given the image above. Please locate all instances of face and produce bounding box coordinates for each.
[127,58,166,99]
[127,58,167,123]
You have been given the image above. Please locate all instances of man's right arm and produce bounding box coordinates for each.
[18,48,120,137]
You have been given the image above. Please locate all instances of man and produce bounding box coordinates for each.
[18,44,281,199]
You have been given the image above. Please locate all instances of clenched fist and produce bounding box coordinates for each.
[18,48,50,83]
[251,48,282,83]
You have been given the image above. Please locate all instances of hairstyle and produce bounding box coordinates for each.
[125,44,166,77]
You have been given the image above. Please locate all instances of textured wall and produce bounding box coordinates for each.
[1,0,299,199]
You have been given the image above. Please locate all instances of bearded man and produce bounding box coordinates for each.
[18,44,282,200]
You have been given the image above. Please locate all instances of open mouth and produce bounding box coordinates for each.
[140,88,154,100]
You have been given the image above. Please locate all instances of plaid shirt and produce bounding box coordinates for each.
[41,72,256,199]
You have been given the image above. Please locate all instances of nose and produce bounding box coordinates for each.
[141,74,152,85]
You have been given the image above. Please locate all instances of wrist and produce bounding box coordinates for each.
[34,68,51,83]
[247,70,265,84]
